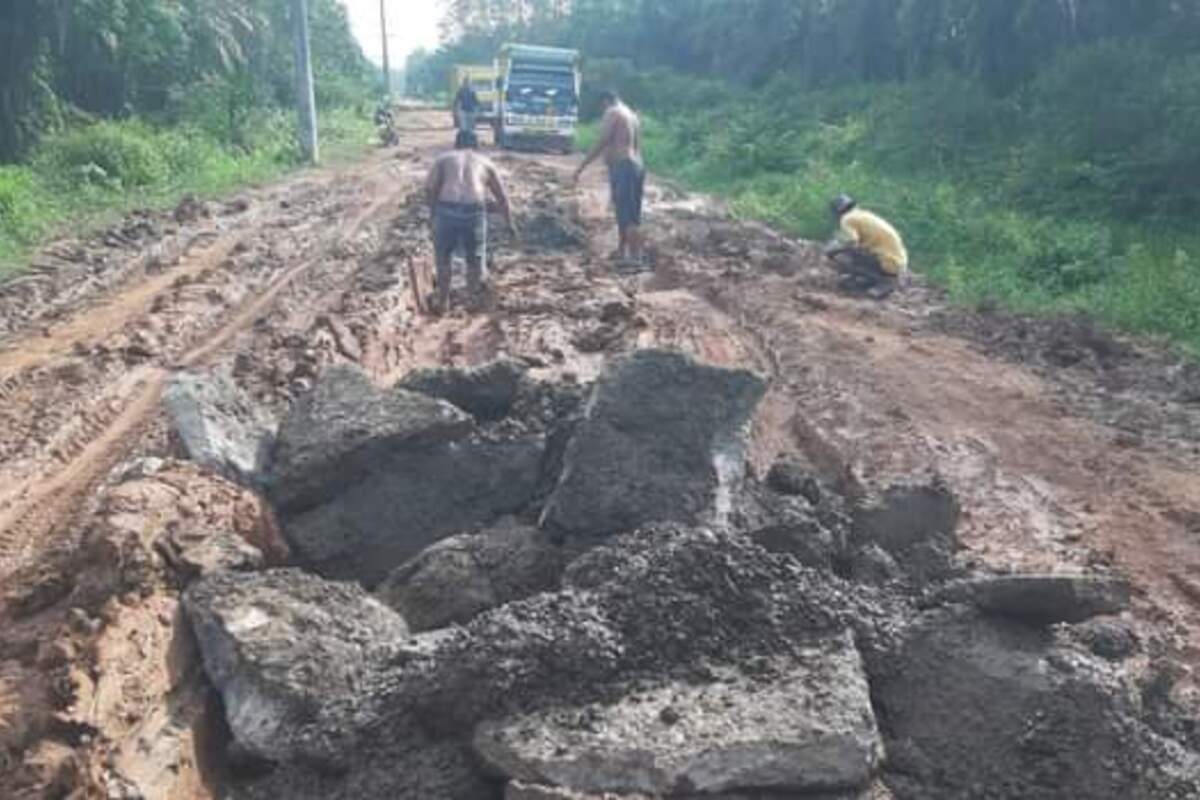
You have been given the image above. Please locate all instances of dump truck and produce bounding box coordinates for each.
[495,44,581,152]
[450,64,500,126]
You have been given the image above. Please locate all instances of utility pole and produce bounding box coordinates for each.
[291,0,319,163]
[379,0,392,98]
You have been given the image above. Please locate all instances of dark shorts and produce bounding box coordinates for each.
[433,202,487,265]
[830,247,898,291]
[608,158,645,228]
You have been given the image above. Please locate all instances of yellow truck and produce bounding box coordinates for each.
[449,64,500,125]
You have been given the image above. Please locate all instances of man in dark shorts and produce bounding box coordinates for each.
[574,90,645,265]
[453,77,480,133]
[424,131,516,313]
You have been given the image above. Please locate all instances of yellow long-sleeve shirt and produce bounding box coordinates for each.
[841,208,908,276]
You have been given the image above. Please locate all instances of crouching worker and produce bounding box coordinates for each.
[824,194,907,298]
[424,130,516,314]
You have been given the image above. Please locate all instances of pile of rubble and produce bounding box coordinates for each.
[163,349,1200,799]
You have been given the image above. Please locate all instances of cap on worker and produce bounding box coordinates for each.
[830,194,858,217]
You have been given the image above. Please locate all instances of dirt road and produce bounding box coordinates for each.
[2,109,1200,796]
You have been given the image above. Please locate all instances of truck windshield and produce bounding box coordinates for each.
[507,69,576,102]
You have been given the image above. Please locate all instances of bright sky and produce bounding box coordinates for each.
[341,0,443,66]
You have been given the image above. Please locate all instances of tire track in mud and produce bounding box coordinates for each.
[0,159,416,584]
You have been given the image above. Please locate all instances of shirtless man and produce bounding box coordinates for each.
[424,131,516,313]
[573,90,644,265]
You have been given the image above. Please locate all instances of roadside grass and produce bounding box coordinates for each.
[578,108,1200,356]
[0,108,374,281]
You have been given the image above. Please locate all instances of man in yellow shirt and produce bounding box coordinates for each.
[824,194,908,298]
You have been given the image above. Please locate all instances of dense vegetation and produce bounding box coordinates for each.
[416,0,1200,351]
[0,0,377,273]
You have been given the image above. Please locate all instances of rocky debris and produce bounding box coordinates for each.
[57,461,274,611]
[182,568,410,767]
[474,633,883,796]
[847,544,903,587]
[376,524,568,631]
[868,607,1200,799]
[187,524,880,782]
[404,525,876,737]
[932,309,1132,374]
[228,740,496,800]
[161,347,1200,800]
[7,739,85,798]
[506,784,646,800]
[850,480,961,586]
[164,370,275,487]
[268,364,473,512]
[158,522,264,580]
[766,457,823,504]
[397,357,529,421]
[284,436,546,585]
[734,472,856,577]
[268,365,553,585]
[741,492,843,572]
[934,573,1132,626]
[172,194,212,223]
[504,783,895,800]
[519,209,587,250]
[1076,618,1141,660]
[541,350,767,538]
[183,510,1200,800]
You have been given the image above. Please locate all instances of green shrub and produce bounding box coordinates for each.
[36,121,169,188]
[862,74,1019,171]
[173,74,259,147]
[319,107,375,161]
[0,167,33,221]
[1021,39,1200,215]
[316,73,373,111]
[1,104,374,275]
[1015,221,1122,295]
[0,167,43,242]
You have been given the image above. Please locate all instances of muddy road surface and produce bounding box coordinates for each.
[2,109,1200,797]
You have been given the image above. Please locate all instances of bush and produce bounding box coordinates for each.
[862,73,1019,171]
[1004,221,1120,295]
[36,121,168,188]
[1,103,375,275]
[316,72,373,111]
[1021,39,1200,215]
[0,166,43,243]
[173,74,259,147]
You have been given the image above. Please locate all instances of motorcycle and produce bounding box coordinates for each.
[375,107,399,147]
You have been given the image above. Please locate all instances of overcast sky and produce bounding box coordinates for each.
[341,0,443,66]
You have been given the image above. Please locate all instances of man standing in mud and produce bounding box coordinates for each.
[573,90,645,266]
[425,130,516,314]
[825,194,908,299]
[453,77,480,134]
